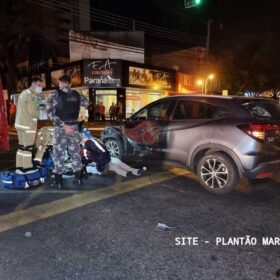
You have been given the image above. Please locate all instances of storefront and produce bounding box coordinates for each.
[15,59,176,120]
[125,88,165,116]
[126,63,174,112]
[83,59,176,119]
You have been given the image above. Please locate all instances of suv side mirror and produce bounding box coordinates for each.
[122,117,130,123]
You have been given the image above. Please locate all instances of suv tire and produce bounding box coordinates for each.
[105,138,123,159]
[197,152,240,194]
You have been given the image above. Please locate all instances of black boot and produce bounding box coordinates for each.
[73,170,82,185]
[82,165,89,179]
[50,173,63,189]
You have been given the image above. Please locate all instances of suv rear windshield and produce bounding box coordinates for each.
[239,100,280,121]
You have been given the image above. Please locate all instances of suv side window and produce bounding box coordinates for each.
[133,100,171,121]
[147,100,170,120]
[133,108,148,121]
[173,100,216,120]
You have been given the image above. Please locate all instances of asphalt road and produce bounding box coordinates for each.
[0,160,279,280]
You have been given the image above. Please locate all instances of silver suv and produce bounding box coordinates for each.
[101,95,280,194]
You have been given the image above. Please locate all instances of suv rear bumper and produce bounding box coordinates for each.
[245,159,280,178]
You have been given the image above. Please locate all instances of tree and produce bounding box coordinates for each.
[0,1,23,92]
[214,16,280,99]
[0,1,60,93]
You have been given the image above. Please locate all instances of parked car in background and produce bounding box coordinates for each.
[101,95,280,194]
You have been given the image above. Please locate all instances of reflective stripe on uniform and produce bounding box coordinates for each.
[83,149,88,159]
[15,124,30,129]
[16,151,32,157]
[92,139,106,152]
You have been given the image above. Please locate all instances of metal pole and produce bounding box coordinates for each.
[205,78,208,95]
[203,20,212,95]
[206,20,212,58]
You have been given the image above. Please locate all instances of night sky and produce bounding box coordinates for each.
[91,0,280,40]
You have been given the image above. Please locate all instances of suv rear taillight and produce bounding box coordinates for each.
[238,123,280,141]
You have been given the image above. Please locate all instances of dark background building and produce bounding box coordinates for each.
[0,0,91,91]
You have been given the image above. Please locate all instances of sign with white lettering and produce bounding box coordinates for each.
[83,59,122,88]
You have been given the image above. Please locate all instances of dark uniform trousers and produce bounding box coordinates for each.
[53,124,82,174]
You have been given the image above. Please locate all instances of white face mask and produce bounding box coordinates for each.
[35,85,43,94]
[61,87,70,93]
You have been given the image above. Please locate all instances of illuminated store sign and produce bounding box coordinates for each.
[83,59,122,88]
[51,65,82,88]
[129,66,171,89]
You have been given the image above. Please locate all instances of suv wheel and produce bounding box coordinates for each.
[105,138,123,159]
[197,152,240,194]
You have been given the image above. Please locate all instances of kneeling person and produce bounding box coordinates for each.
[80,131,146,177]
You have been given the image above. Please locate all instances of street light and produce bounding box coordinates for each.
[204,74,215,95]
[197,74,215,95]
[196,79,204,94]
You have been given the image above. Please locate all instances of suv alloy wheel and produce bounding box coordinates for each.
[197,152,240,194]
[105,138,123,159]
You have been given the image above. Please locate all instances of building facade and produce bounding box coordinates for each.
[16,59,176,120]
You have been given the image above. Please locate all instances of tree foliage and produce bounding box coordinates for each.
[215,17,280,99]
[0,1,58,92]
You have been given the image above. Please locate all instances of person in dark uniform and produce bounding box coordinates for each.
[46,75,88,189]
[95,101,101,121]
[87,101,94,123]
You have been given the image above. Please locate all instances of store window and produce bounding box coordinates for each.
[96,89,117,119]
[133,100,171,121]
[76,88,89,122]
[148,92,163,104]
[126,92,141,117]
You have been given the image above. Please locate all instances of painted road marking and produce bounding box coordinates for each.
[14,184,48,211]
[0,168,190,233]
